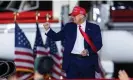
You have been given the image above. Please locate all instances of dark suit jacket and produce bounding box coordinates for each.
[46,21,102,71]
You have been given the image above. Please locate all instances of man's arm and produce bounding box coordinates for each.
[45,28,65,41]
[43,22,66,41]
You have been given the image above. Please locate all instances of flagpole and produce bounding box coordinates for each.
[45,13,52,80]
[45,13,64,80]
[45,13,51,22]
[13,12,19,22]
[36,11,40,23]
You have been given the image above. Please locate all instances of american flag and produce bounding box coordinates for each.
[33,23,49,58]
[14,22,34,80]
[33,23,50,79]
[33,22,65,79]
[45,38,66,79]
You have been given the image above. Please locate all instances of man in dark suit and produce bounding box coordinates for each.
[43,6,103,79]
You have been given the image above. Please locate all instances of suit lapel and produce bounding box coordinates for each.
[73,23,77,44]
[84,21,90,48]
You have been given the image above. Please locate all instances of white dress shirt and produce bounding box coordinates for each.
[71,21,86,54]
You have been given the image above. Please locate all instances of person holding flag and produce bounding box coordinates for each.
[44,6,104,79]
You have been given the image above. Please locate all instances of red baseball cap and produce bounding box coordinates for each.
[69,6,86,17]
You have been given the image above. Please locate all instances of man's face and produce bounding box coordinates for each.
[72,14,84,24]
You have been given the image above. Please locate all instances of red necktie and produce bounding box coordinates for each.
[78,25,97,53]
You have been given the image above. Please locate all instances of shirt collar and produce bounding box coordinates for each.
[78,20,86,28]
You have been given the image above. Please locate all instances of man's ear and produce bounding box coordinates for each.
[69,16,74,22]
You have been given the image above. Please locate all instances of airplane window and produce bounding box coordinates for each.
[0,1,21,12]
[0,1,10,8]
[0,1,52,12]
[38,1,52,10]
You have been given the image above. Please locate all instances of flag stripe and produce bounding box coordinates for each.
[16,68,34,73]
[16,66,34,71]
[53,65,66,77]
[15,59,34,64]
[51,53,62,60]
[15,51,33,57]
[37,46,50,52]
[18,73,33,80]
[51,53,65,79]
[51,72,61,79]
[36,51,49,55]
[54,61,61,69]
[15,62,34,68]
[36,54,47,57]
[51,56,61,65]
[19,74,30,80]
[53,65,61,74]
[52,68,65,77]
[15,55,34,61]
[16,68,33,73]
[15,47,33,53]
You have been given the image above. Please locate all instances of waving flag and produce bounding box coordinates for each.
[33,23,49,57]
[14,22,34,80]
[33,22,65,79]
[45,38,65,79]
[33,22,51,79]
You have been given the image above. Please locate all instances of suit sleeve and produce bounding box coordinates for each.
[45,26,66,41]
[92,25,103,51]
